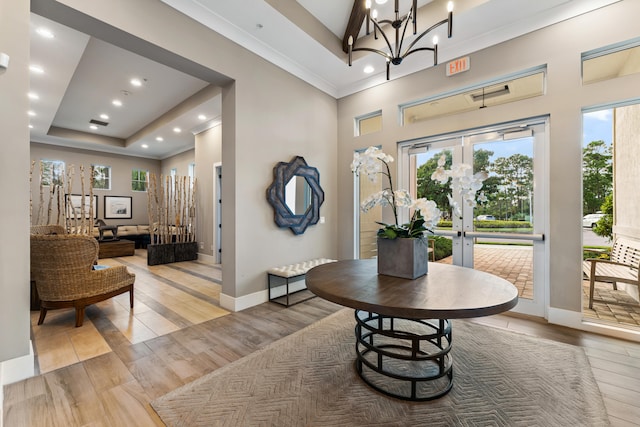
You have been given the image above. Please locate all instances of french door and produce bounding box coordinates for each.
[397,118,548,317]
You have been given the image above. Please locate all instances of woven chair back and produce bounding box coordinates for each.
[30,234,99,301]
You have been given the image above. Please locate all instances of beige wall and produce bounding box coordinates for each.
[195,125,222,258]
[44,0,338,305]
[0,0,30,365]
[337,1,640,313]
[614,105,640,241]
[30,143,161,226]
[161,149,194,177]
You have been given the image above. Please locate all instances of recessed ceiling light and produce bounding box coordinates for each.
[198,114,207,121]
[100,114,109,120]
[155,136,164,142]
[36,27,54,39]
[173,127,181,133]
[112,99,122,107]
[130,78,142,87]
[375,0,387,4]
[363,65,375,74]
[89,125,98,130]
[141,144,149,148]
[29,65,44,74]
[27,110,36,117]
[28,92,39,100]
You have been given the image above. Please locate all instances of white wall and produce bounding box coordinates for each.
[336,1,640,315]
[30,143,161,226]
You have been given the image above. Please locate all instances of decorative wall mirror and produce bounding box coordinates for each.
[266,156,324,235]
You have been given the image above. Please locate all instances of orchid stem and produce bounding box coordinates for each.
[381,161,398,226]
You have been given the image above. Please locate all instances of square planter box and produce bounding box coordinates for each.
[377,237,429,279]
[147,242,198,265]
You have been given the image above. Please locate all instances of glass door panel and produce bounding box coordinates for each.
[465,131,538,303]
[357,169,382,259]
[399,119,547,317]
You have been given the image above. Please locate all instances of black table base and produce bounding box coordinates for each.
[354,310,453,401]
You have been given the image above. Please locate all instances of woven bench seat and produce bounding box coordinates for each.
[268,258,336,306]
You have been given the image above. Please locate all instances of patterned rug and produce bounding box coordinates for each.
[152,309,609,426]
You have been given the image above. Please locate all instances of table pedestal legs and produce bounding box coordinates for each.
[354,310,453,401]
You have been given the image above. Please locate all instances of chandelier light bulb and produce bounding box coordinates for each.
[372,9,378,20]
[448,1,454,12]
[433,35,439,45]
[366,0,371,9]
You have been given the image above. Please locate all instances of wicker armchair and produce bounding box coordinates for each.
[30,224,67,235]
[30,234,135,327]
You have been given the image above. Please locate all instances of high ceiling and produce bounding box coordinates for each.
[29,13,222,160]
[30,0,620,159]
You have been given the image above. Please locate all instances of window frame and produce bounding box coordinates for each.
[131,168,148,192]
[91,164,112,190]
[40,159,65,187]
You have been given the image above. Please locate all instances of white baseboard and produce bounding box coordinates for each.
[197,252,216,263]
[548,307,640,342]
[220,289,268,312]
[220,280,310,312]
[1,340,35,386]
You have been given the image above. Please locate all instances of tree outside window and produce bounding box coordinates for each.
[132,169,148,191]
[92,165,111,190]
[582,139,612,214]
[40,160,65,186]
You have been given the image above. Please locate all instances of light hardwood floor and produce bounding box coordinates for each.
[4,251,640,426]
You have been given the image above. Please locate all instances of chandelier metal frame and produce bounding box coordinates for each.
[347,0,453,80]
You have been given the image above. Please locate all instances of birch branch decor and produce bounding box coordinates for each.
[147,173,197,244]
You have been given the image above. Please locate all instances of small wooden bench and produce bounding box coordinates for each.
[584,237,640,309]
[268,258,337,307]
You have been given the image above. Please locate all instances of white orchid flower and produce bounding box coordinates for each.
[447,194,462,218]
[393,189,413,208]
[431,167,450,184]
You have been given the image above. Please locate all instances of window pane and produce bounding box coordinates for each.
[40,160,65,186]
[131,168,148,192]
[357,112,382,136]
[583,44,640,85]
[92,165,111,190]
[401,71,545,125]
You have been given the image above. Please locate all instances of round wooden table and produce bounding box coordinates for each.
[306,259,518,401]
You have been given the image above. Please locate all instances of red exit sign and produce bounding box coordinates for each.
[446,56,470,76]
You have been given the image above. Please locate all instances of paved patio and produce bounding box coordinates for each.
[438,245,640,330]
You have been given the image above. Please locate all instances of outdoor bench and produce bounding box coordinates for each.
[584,237,640,308]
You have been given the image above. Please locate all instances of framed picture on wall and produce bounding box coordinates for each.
[104,195,132,219]
[65,194,98,219]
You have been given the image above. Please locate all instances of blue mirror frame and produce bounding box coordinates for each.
[266,156,324,235]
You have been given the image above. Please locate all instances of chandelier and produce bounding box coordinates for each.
[347,0,453,80]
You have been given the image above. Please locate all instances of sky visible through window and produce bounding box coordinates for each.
[413,111,613,170]
[583,109,613,147]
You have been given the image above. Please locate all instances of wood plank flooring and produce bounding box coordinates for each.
[4,251,640,426]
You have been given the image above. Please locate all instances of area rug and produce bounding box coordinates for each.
[151,309,610,426]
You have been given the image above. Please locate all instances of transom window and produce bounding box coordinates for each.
[355,110,382,137]
[400,67,546,125]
